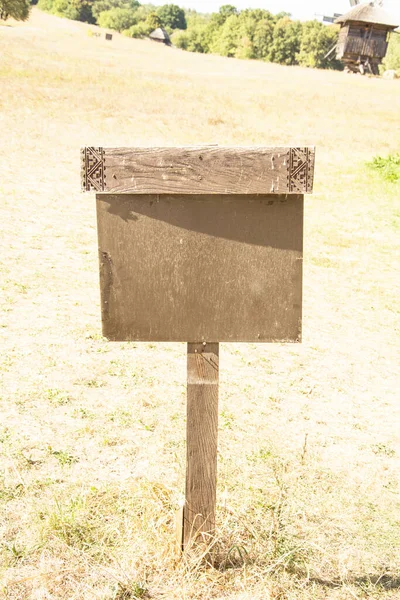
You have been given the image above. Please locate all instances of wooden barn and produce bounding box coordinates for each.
[149,28,171,46]
[335,2,398,74]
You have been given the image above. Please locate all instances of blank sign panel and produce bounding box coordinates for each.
[96,193,303,343]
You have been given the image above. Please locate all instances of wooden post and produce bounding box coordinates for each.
[182,342,219,550]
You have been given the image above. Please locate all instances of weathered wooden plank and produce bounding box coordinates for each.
[184,342,219,549]
[96,193,303,343]
[82,146,315,194]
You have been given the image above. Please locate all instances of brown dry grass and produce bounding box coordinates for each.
[1,8,400,599]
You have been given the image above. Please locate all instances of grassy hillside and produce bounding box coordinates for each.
[1,9,400,600]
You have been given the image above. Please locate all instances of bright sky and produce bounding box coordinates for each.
[149,0,400,21]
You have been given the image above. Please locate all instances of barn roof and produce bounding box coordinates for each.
[149,28,171,42]
[335,2,399,28]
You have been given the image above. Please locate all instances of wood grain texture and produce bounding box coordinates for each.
[184,342,219,549]
[96,193,303,343]
[82,146,315,194]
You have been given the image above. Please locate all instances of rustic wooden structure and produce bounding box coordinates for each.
[335,2,399,74]
[81,145,315,550]
[149,27,171,46]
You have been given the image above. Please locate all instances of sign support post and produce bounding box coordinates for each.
[183,342,219,550]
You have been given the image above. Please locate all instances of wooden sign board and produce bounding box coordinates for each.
[82,146,315,344]
[81,145,315,550]
[96,193,303,342]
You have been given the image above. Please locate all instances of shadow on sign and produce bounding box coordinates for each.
[101,194,303,252]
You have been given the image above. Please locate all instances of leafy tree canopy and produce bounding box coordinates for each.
[92,0,139,21]
[124,18,151,36]
[131,5,154,22]
[172,24,208,52]
[253,18,274,60]
[97,6,137,30]
[297,21,341,69]
[219,4,237,18]
[156,3,186,29]
[208,3,237,28]
[211,13,240,57]
[0,0,30,20]
[269,16,302,65]
[383,32,400,74]
[146,11,161,30]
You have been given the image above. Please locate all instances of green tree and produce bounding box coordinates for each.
[133,4,153,22]
[124,19,151,37]
[209,8,282,61]
[51,0,78,19]
[0,0,30,20]
[201,18,219,50]
[240,8,274,22]
[156,4,186,29]
[92,0,139,22]
[207,3,237,30]
[185,10,209,28]
[383,31,400,74]
[269,16,302,65]
[51,0,94,22]
[97,6,137,30]
[198,5,235,51]
[218,4,237,20]
[187,26,208,51]
[173,23,209,52]
[37,0,53,11]
[297,21,340,69]
[172,29,189,49]
[146,11,162,31]
[234,35,253,59]
[253,18,274,60]
[234,11,258,59]
[235,9,274,59]
[211,13,240,57]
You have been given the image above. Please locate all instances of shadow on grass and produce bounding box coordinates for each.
[310,574,400,591]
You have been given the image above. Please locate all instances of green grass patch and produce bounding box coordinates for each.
[367,153,400,183]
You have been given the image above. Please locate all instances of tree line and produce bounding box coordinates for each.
[173,5,342,69]
[2,0,400,75]
[32,0,342,70]
[36,0,188,38]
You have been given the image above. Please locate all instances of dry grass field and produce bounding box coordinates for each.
[1,8,400,599]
